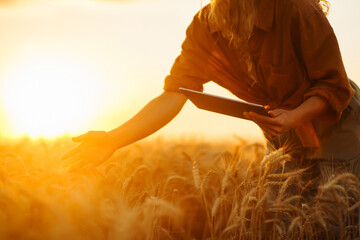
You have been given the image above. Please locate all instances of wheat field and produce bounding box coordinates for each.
[0,136,359,240]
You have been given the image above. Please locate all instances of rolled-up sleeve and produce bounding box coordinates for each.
[297,9,355,122]
[164,15,213,93]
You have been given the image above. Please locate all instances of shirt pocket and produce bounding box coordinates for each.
[266,60,303,105]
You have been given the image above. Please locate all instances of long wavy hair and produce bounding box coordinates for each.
[203,0,257,54]
[201,0,331,50]
[199,0,330,78]
[318,0,331,15]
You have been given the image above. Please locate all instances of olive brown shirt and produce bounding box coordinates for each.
[164,0,354,124]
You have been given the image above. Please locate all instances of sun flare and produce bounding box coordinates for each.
[1,55,100,138]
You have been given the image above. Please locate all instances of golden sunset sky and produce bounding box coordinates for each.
[0,0,359,140]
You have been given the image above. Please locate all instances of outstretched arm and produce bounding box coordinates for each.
[63,91,187,168]
[109,91,187,148]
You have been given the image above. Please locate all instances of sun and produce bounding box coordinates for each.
[1,55,101,138]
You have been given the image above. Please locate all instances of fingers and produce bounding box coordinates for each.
[265,126,283,137]
[67,158,86,171]
[63,131,112,171]
[245,112,281,126]
[244,112,283,137]
[254,120,282,137]
[62,147,104,171]
[62,155,83,170]
[66,153,102,172]
[61,144,82,160]
[62,151,94,171]
[61,143,89,170]
[260,126,279,137]
[268,109,288,118]
[70,162,96,172]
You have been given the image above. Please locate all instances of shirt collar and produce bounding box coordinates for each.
[208,0,275,34]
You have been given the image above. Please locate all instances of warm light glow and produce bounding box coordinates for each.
[1,55,100,138]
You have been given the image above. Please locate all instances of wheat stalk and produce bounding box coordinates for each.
[192,159,200,189]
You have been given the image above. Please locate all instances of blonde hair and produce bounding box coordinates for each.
[202,0,256,53]
[200,0,331,50]
[318,0,331,15]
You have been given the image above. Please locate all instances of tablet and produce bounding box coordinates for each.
[179,88,270,119]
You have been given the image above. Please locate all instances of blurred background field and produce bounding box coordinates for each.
[0,136,359,240]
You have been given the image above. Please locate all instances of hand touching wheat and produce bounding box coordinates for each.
[62,131,117,170]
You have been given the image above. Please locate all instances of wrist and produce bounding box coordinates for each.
[293,96,329,126]
[289,108,307,128]
[108,128,131,150]
[105,130,121,150]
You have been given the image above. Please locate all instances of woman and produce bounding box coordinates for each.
[63,0,360,182]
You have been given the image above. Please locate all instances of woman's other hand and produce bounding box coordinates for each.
[244,109,301,137]
[244,96,330,137]
[62,131,117,170]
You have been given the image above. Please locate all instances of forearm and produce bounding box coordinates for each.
[108,91,187,149]
[292,96,329,124]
